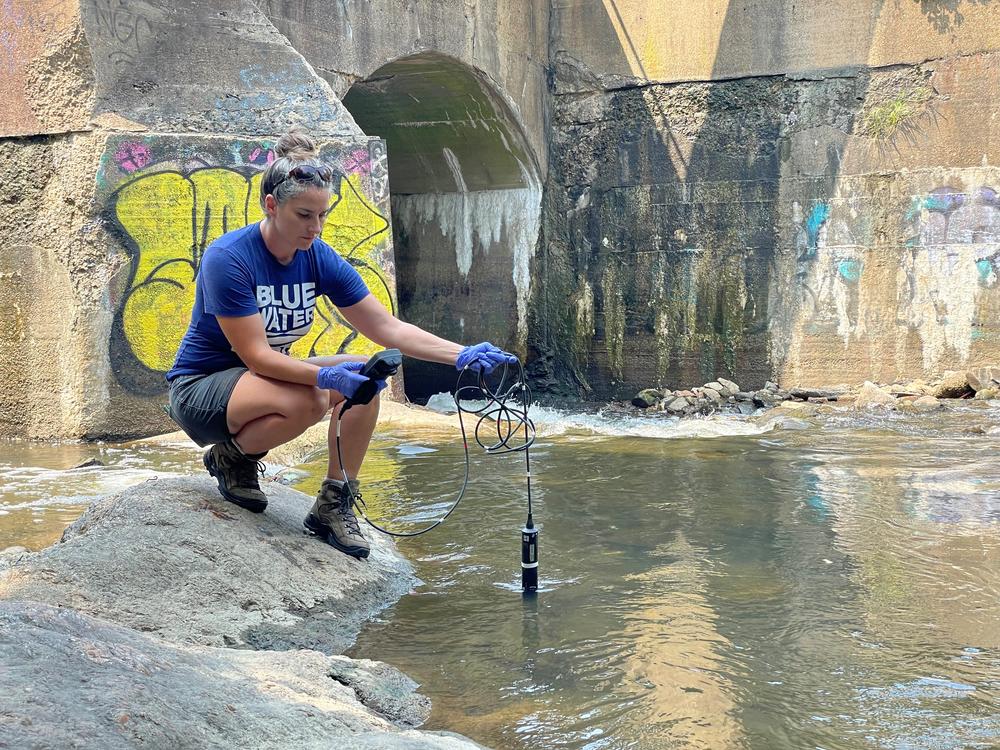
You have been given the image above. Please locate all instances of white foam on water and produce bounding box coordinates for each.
[0,465,187,511]
[426,394,772,440]
[528,405,771,440]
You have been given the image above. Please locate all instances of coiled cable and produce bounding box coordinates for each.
[334,358,535,537]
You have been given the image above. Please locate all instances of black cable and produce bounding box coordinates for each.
[334,358,535,537]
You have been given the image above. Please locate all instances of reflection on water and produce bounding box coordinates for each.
[3,404,1000,749]
[332,405,1000,750]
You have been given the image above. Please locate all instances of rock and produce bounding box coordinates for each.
[775,401,820,418]
[888,381,929,396]
[0,477,414,654]
[665,397,689,413]
[0,601,482,749]
[71,458,105,469]
[736,402,756,415]
[855,381,896,408]
[912,395,942,411]
[752,390,782,407]
[702,387,723,403]
[788,387,843,401]
[966,366,1000,392]
[631,388,662,408]
[764,381,780,393]
[678,390,696,398]
[932,370,974,399]
[974,387,999,400]
[704,381,733,397]
[717,377,740,394]
[734,391,755,401]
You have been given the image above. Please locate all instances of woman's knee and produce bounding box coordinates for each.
[276,383,329,425]
[304,386,331,423]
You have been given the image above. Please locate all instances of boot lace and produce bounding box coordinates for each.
[336,491,363,536]
[220,451,265,489]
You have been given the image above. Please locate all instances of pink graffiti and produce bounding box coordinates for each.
[343,148,371,176]
[248,147,275,165]
[114,141,152,173]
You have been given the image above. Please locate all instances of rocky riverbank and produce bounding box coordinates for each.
[629,366,1000,418]
[0,469,487,748]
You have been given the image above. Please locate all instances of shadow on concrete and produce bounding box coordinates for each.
[907,0,995,32]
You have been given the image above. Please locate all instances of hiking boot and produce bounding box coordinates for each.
[304,479,370,559]
[203,440,268,513]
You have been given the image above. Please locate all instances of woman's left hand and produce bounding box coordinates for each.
[455,342,518,374]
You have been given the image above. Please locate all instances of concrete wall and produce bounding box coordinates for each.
[539,0,1000,397]
[3,0,1000,434]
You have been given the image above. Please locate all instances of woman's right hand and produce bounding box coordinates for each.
[317,361,386,399]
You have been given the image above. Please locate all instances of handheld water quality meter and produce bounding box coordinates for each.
[345,348,402,407]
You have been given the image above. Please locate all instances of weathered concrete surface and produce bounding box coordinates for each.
[537,1,1000,397]
[79,0,359,138]
[0,132,116,438]
[0,1,94,136]
[0,477,414,653]
[0,601,486,749]
[261,0,549,176]
[552,0,1000,85]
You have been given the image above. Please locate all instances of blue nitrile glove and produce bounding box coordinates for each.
[317,362,387,399]
[455,342,518,374]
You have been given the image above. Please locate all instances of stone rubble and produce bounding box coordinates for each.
[629,366,1000,419]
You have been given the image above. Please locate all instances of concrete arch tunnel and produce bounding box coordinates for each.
[342,53,542,401]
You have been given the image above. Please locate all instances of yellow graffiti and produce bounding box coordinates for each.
[114,167,392,373]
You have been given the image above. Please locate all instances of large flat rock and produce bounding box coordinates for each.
[0,476,412,653]
[0,600,484,749]
[0,478,489,748]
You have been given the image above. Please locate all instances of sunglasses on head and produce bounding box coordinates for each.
[271,164,335,191]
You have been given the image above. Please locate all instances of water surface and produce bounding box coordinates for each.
[314,404,999,750]
[3,404,999,749]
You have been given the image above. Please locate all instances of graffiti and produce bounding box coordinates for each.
[113,141,152,173]
[792,200,864,341]
[0,0,71,72]
[368,140,390,202]
[246,147,274,166]
[908,185,1000,288]
[90,0,154,68]
[101,137,393,395]
[786,181,1000,372]
[900,183,1000,366]
[2,0,69,33]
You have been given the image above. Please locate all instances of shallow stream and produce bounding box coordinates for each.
[3,403,999,749]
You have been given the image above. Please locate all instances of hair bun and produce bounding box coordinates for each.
[274,126,318,160]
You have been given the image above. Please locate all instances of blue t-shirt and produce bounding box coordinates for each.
[166,223,369,380]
